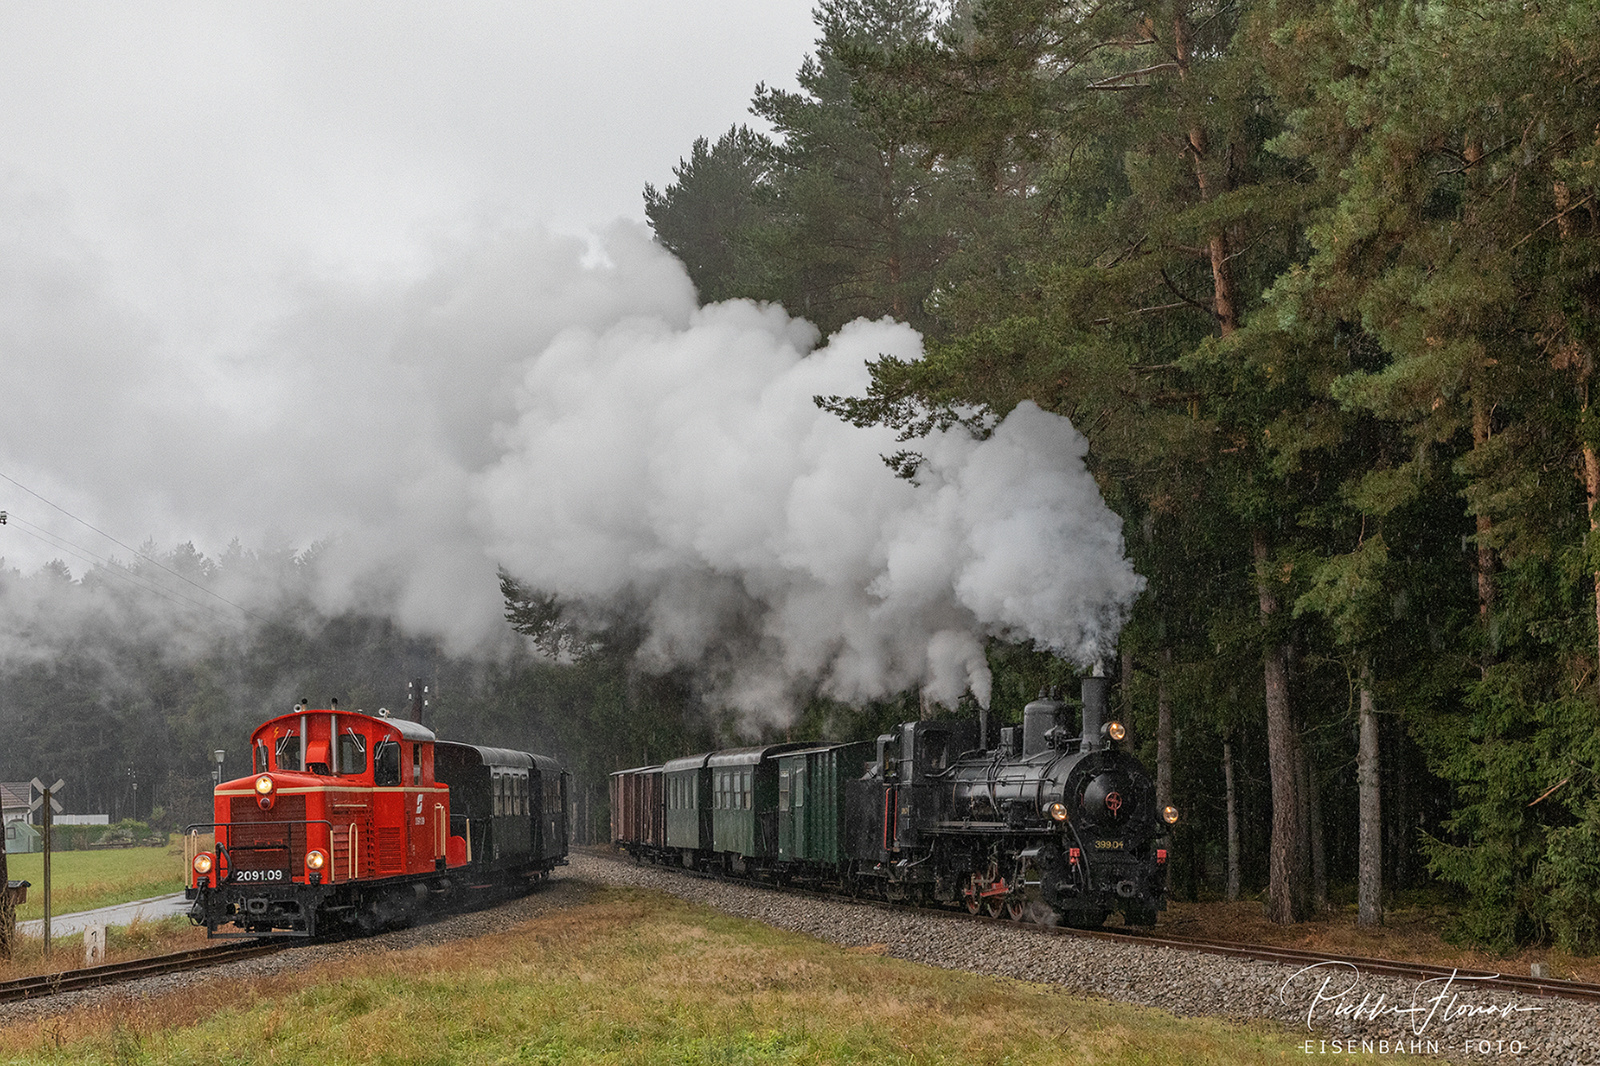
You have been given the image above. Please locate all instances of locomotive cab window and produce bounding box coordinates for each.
[274,734,301,772]
[338,732,367,776]
[411,743,422,786]
[253,741,269,775]
[374,739,400,786]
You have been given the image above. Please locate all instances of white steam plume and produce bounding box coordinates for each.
[478,299,1144,720]
[0,208,1142,717]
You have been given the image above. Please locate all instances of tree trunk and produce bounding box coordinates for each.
[1120,648,1135,725]
[1357,665,1383,926]
[1256,528,1307,923]
[1156,646,1173,813]
[0,835,11,960]
[1307,744,1327,911]
[1556,179,1600,675]
[1175,3,1239,337]
[1223,733,1241,902]
[1472,394,1495,621]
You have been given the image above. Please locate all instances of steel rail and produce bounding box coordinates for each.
[0,940,294,1004]
[588,848,1600,1005]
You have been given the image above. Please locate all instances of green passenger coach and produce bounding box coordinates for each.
[662,752,712,864]
[776,742,874,866]
[708,744,810,868]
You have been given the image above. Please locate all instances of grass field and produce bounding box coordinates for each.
[4,843,184,922]
[0,884,1356,1066]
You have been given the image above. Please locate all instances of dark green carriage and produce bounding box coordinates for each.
[662,752,711,859]
[709,744,809,860]
[776,743,873,865]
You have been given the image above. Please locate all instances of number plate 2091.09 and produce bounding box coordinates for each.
[232,868,288,883]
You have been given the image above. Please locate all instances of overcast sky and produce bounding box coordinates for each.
[0,2,817,342]
[0,1,818,570]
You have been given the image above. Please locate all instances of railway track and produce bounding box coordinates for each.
[591,848,1600,1005]
[0,940,294,1004]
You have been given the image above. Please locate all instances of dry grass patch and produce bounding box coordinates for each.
[0,918,208,983]
[0,885,1356,1065]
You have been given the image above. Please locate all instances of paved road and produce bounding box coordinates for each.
[17,892,190,939]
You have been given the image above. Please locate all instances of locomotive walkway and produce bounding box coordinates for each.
[16,891,189,938]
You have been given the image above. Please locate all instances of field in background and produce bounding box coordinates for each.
[5,840,184,923]
[0,885,1329,1066]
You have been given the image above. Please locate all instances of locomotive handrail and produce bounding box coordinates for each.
[186,820,335,837]
[184,819,336,882]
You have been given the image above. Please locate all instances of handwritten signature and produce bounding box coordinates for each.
[1278,962,1545,1035]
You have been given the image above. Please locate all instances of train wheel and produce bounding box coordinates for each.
[964,891,981,915]
[984,897,1005,919]
[1005,897,1027,922]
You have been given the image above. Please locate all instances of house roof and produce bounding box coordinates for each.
[0,783,30,811]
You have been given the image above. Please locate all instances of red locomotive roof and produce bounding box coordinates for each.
[252,708,435,744]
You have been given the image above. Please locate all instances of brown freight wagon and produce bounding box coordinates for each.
[608,765,665,856]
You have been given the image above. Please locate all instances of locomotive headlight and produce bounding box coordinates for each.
[254,774,274,795]
[1048,802,1069,822]
[1106,721,1127,742]
[192,852,214,875]
[1162,805,1180,825]
[306,849,327,871]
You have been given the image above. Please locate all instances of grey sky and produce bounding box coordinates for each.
[0,1,817,573]
[0,2,815,339]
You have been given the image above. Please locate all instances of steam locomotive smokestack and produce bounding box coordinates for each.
[1081,669,1109,751]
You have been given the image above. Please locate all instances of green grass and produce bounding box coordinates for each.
[0,884,1365,1065]
[4,843,183,921]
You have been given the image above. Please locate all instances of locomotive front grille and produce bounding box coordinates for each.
[226,796,307,873]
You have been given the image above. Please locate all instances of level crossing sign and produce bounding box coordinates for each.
[28,778,64,816]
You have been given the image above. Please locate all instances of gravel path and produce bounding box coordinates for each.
[1,856,1593,1064]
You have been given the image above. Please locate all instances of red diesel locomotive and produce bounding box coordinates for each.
[186,701,568,937]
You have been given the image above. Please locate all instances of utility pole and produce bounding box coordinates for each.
[408,678,429,726]
[30,778,63,956]
[41,789,51,956]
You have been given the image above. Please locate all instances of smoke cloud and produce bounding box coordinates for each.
[0,214,1142,718]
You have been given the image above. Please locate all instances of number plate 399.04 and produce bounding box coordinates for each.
[1094,840,1124,851]
[232,868,287,883]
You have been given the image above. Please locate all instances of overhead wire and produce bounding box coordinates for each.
[27,518,248,628]
[0,469,272,627]
[2,515,252,630]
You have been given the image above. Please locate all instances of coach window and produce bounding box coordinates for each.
[338,733,367,775]
[374,739,400,787]
[794,767,805,808]
[274,734,301,772]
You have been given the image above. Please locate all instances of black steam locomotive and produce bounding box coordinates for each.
[611,674,1175,927]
